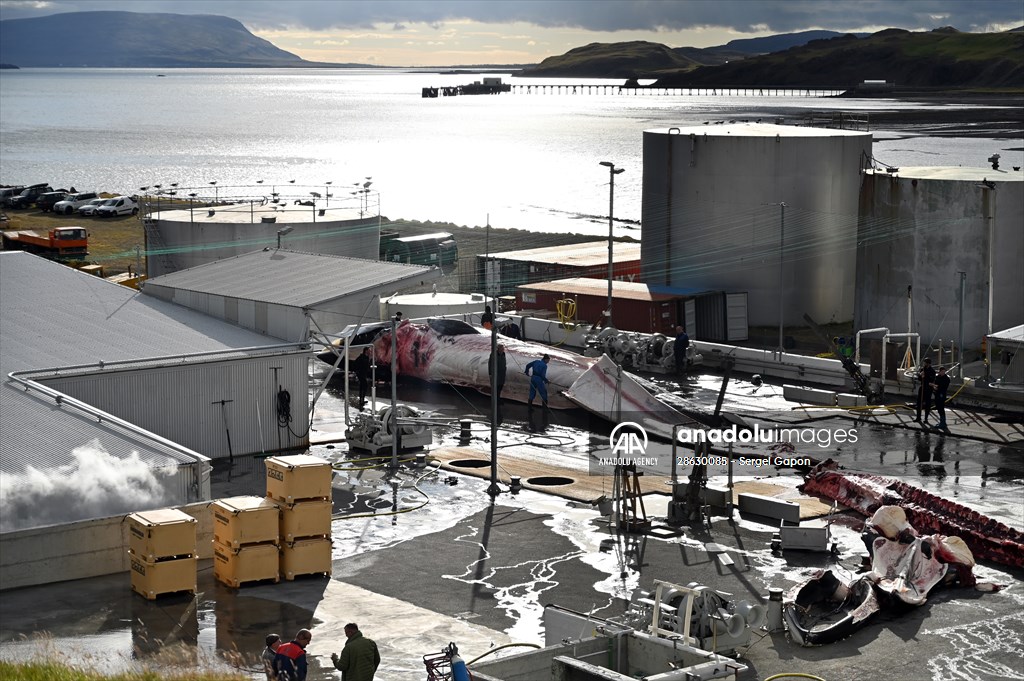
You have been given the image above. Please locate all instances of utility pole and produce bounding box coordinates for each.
[599,161,625,328]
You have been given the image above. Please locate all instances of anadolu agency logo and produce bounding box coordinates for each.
[605,422,658,467]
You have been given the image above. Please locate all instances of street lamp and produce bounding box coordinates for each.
[599,161,624,328]
[277,226,293,249]
[777,202,786,355]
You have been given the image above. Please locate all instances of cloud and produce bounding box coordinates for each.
[0,439,175,532]
[2,0,1021,35]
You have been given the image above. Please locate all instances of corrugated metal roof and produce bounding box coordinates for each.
[989,324,1024,345]
[143,249,441,307]
[517,277,686,302]
[0,251,288,478]
[488,240,641,266]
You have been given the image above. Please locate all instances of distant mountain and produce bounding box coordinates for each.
[717,30,871,54]
[653,28,1024,89]
[518,28,1024,90]
[519,31,861,78]
[0,11,364,68]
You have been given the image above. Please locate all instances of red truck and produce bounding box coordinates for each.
[1,226,89,260]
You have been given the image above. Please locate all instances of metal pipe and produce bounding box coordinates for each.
[599,161,624,327]
[854,327,889,366]
[391,314,398,469]
[778,202,786,355]
[958,271,966,372]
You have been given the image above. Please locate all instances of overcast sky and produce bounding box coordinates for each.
[1,0,1021,66]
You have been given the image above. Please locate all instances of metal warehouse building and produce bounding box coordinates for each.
[0,252,310,532]
[142,249,443,342]
[641,122,871,327]
[856,167,1023,350]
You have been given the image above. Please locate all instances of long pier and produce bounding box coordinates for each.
[509,84,844,97]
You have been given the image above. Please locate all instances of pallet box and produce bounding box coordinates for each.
[130,551,196,600]
[275,498,333,542]
[265,455,332,504]
[213,541,280,588]
[280,537,332,581]
[127,509,197,562]
[212,495,280,548]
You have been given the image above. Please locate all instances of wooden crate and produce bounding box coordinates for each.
[130,551,196,600]
[212,495,280,548]
[280,537,332,580]
[274,498,333,542]
[265,454,332,504]
[127,508,197,563]
[213,541,279,588]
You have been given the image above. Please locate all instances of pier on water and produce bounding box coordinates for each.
[509,84,845,97]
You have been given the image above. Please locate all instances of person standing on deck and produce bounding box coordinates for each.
[916,357,936,424]
[524,354,550,408]
[673,325,690,378]
[933,365,951,431]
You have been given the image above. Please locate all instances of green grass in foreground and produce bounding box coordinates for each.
[0,661,249,681]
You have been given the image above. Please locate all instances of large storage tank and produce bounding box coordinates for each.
[856,167,1023,350]
[144,201,379,277]
[641,122,872,326]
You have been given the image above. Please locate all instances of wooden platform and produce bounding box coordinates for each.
[429,446,833,519]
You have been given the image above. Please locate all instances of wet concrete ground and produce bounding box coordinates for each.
[1,368,1022,680]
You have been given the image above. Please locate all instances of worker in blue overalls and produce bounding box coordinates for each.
[524,354,551,409]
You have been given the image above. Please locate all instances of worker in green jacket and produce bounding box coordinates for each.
[331,623,381,681]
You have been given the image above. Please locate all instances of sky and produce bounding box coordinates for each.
[1,0,1022,66]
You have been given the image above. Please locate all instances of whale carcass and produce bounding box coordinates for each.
[318,318,698,439]
[801,459,1024,569]
[784,505,993,646]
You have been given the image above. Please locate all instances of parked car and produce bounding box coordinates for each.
[0,185,26,206]
[78,198,107,216]
[52,191,100,215]
[7,184,53,209]
[95,196,138,217]
[35,190,70,212]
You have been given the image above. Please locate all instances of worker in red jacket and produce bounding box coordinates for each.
[274,629,312,681]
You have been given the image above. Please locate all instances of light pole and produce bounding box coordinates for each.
[777,202,786,355]
[599,161,624,328]
[277,226,293,249]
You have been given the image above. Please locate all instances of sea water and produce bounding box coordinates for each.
[0,68,1020,237]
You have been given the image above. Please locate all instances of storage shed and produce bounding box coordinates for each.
[480,240,641,297]
[142,249,442,342]
[0,252,310,532]
[516,277,685,335]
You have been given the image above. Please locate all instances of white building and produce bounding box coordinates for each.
[0,252,310,531]
[641,122,872,327]
[142,249,442,342]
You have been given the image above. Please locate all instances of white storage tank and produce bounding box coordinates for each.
[641,122,872,327]
[144,201,379,277]
[856,167,1023,350]
[380,291,488,321]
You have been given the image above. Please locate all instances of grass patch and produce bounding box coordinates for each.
[2,207,144,275]
[0,661,248,681]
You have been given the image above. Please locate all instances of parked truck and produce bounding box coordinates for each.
[1,226,89,260]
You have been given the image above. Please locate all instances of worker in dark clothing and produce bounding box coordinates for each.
[932,365,951,431]
[488,344,507,399]
[525,354,550,408]
[481,305,495,330]
[275,629,312,681]
[673,325,690,378]
[331,623,381,681]
[915,357,936,424]
[352,347,371,408]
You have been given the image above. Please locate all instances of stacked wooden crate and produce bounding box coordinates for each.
[211,495,281,587]
[265,454,333,581]
[127,509,198,600]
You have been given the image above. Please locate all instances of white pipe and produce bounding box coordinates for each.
[855,327,889,366]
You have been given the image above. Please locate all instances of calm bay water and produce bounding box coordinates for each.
[1,68,1020,237]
